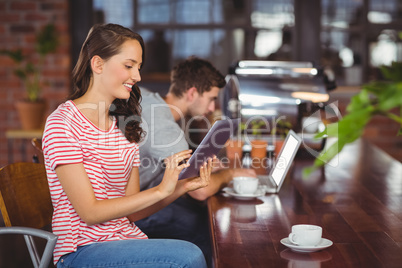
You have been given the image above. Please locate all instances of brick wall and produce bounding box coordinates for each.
[0,0,71,166]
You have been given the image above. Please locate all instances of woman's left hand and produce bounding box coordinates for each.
[183,156,216,192]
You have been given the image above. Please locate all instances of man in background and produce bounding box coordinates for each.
[136,57,256,265]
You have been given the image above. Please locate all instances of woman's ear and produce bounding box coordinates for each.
[90,55,104,74]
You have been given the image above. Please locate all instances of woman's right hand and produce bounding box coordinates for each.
[157,149,192,196]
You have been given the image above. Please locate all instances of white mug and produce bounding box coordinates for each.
[288,224,322,246]
[302,117,322,133]
[233,176,258,195]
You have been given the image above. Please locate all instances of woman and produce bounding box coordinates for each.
[42,23,212,267]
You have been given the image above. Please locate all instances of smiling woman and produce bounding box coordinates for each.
[41,23,212,268]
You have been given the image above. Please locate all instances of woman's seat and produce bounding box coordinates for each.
[0,162,56,268]
[31,138,44,163]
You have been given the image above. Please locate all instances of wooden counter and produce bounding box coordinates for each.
[208,139,402,268]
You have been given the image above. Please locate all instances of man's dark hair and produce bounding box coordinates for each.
[169,56,226,97]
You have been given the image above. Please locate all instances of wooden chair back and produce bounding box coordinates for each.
[0,162,52,228]
[31,138,44,163]
[31,138,43,153]
[0,162,56,267]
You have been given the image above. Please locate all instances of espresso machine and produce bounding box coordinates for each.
[219,60,337,152]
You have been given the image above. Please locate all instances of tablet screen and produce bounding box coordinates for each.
[178,118,240,180]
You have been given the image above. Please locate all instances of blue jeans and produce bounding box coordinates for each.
[57,239,207,268]
[135,196,211,267]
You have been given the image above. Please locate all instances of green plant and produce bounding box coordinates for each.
[1,23,58,102]
[272,118,292,138]
[303,61,402,176]
[238,119,268,139]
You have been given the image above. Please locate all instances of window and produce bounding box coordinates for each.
[91,0,402,86]
[369,0,401,23]
[92,0,294,77]
[321,0,402,85]
[93,0,133,28]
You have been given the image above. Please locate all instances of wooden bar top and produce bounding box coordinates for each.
[207,139,402,268]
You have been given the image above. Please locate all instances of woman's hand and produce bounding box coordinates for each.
[183,156,215,192]
[157,149,192,196]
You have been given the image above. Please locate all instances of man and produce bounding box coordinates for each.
[136,57,256,264]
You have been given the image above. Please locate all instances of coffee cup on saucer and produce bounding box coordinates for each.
[288,224,322,246]
[233,176,258,195]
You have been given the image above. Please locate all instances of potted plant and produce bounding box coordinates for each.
[304,61,402,176]
[225,120,246,163]
[225,137,244,161]
[271,118,292,157]
[1,23,59,130]
[247,119,269,159]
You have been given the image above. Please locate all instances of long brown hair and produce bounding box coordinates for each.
[70,23,145,143]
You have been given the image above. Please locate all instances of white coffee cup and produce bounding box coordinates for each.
[288,224,322,246]
[302,117,322,133]
[233,176,258,195]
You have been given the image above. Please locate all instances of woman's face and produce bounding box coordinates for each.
[100,39,143,100]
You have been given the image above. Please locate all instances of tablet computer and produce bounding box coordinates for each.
[178,118,240,180]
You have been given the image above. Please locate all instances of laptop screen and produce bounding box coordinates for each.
[271,130,301,187]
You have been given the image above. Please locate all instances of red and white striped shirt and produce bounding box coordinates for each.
[42,100,147,265]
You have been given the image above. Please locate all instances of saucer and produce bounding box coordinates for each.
[222,186,266,200]
[280,238,333,253]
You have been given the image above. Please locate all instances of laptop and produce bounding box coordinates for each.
[178,118,240,180]
[259,129,302,193]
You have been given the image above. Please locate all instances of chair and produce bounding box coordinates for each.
[0,162,57,268]
[31,138,43,163]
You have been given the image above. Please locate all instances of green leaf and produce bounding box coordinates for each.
[314,129,327,139]
[14,69,27,80]
[380,62,402,82]
[319,107,372,142]
[0,49,24,62]
[26,81,40,102]
[363,81,385,97]
[346,89,370,113]
[36,24,59,56]
[305,60,402,178]
[309,108,372,172]
[314,122,340,139]
[25,63,36,74]
[317,139,345,167]
[377,82,402,111]
[302,166,317,178]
